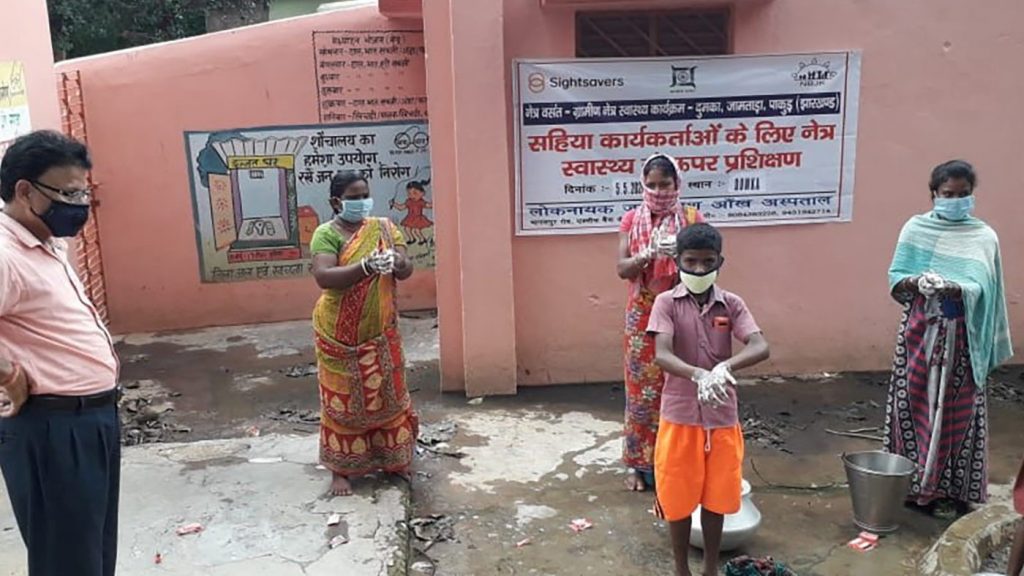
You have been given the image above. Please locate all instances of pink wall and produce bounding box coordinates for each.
[424,0,519,395]
[0,1,61,142]
[422,1,466,392]
[501,0,1023,385]
[55,8,436,335]
[45,0,1024,386]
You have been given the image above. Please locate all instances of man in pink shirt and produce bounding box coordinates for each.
[0,130,120,576]
[647,223,770,576]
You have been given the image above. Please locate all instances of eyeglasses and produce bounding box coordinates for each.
[30,180,93,205]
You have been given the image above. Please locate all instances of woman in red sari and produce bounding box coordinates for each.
[616,154,703,491]
[310,171,417,496]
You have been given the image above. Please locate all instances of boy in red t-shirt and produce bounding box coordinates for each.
[647,223,770,576]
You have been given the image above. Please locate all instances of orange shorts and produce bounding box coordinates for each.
[654,421,744,522]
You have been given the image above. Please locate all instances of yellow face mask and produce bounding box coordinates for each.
[679,270,717,295]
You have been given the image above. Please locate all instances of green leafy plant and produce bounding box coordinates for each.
[48,0,267,59]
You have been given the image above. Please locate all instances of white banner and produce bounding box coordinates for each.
[513,52,861,235]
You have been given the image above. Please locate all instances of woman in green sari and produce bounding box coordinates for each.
[310,170,416,496]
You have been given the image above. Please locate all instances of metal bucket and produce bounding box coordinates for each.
[842,451,916,533]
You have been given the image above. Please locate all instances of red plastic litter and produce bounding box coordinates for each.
[846,531,879,552]
[176,523,204,536]
[569,518,593,533]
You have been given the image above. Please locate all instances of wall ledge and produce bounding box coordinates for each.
[541,0,770,8]
[378,0,422,19]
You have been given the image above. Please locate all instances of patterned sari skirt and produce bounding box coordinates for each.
[884,296,988,506]
[623,290,665,473]
[317,325,418,476]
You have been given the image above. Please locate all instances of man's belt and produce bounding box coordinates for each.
[29,387,119,411]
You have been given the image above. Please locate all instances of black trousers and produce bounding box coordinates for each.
[0,398,120,576]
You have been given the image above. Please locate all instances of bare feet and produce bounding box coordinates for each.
[625,469,647,492]
[329,473,353,497]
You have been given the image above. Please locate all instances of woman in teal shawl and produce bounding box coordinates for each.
[885,160,1013,518]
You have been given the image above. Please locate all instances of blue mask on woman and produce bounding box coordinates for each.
[338,198,374,223]
[933,195,975,221]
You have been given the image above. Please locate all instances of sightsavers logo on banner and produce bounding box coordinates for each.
[513,52,862,236]
[527,71,626,94]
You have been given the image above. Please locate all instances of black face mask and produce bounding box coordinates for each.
[33,200,90,238]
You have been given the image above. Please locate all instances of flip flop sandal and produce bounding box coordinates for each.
[932,499,958,520]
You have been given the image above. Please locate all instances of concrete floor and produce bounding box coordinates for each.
[0,434,410,576]
[1,315,1022,576]
[0,317,435,576]
[409,378,1024,576]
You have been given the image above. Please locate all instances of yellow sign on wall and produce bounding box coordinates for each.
[0,61,31,150]
[227,155,296,170]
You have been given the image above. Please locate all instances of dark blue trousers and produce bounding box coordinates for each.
[0,399,120,576]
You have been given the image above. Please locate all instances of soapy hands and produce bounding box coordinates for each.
[651,226,677,258]
[917,271,946,298]
[366,248,396,275]
[695,362,736,407]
